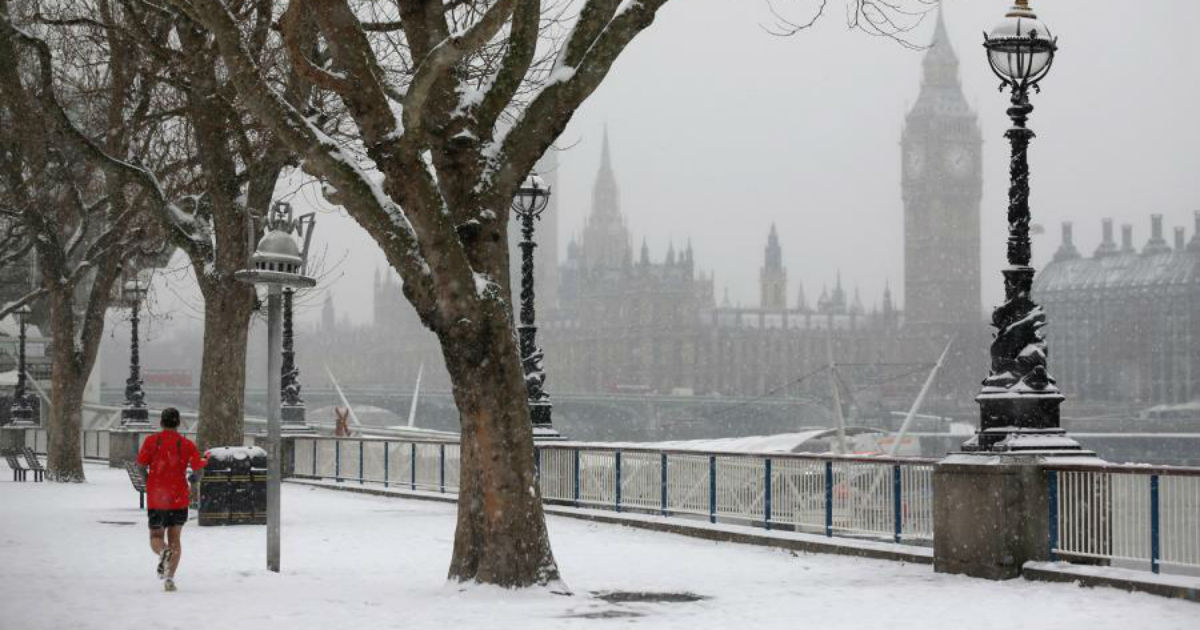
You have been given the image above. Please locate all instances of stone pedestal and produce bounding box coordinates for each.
[109,430,153,469]
[0,426,28,452]
[933,454,1052,580]
[281,405,314,434]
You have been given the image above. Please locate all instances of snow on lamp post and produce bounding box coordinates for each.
[966,1,1083,453]
[120,275,151,427]
[8,305,35,426]
[235,201,316,573]
[511,173,562,440]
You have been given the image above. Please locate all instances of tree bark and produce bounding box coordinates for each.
[45,291,86,482]
[442,306,560,587]
[195,280,256,451]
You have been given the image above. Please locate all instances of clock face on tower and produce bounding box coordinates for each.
[946,145,971,177]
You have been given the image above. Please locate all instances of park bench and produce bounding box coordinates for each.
[124,461,148,508]
[21,447,45,482]
[4,449,28,482]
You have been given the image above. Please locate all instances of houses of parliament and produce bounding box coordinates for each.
[310,11,1199,421]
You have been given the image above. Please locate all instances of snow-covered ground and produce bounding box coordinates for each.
[1,463,1196,630]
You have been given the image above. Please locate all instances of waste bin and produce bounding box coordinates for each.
[199,446,268,526]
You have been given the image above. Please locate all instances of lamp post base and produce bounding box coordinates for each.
[281,405,315,433]
[120,406,152,428]
[529,401,564,441]
[8,406,36,427]
[966,389,1091,455]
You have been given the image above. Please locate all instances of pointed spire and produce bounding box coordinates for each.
[796,281,808,312]
[640,238,650,265]
[666,241,676,265]
[922,4,959,83]
[851,286,864,315]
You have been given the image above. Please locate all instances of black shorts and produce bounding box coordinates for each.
[147,509,189,529]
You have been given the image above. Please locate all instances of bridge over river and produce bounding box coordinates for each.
[103,387,1200,466]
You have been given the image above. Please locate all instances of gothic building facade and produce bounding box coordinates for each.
[1035,214,1200,407]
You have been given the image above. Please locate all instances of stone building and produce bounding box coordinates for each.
[313,7,992,421]
[1035,214,1200,406]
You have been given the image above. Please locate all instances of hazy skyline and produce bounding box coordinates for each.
[137,0,1200,333]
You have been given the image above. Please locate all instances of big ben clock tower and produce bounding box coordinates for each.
[901,8,982,327]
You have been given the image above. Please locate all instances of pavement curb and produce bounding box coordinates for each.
[1023,561,1200,603]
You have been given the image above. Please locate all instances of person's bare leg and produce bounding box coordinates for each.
[166,525,183,578]
[150,528,166,556]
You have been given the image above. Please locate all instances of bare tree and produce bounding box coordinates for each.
[0,0,162,480]
[8,0,319,451]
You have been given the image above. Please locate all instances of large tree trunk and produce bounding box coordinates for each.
[45,294,85,482]
[443,310,560,587]
[195,281,256,451]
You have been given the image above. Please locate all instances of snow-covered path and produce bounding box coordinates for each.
[1,464,1195,630]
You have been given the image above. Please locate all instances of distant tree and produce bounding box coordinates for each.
[3,0,316,451]
[0,0,163,480]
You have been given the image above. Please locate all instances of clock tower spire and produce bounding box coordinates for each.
[901,4,982,327]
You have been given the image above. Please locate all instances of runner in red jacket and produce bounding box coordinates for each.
[136,407,207,591]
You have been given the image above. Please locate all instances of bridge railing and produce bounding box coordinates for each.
[1047,461,1200,575]
[290,436,937,545]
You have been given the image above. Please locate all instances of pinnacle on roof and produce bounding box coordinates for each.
[922,4,959,83]
[590,124,620,221]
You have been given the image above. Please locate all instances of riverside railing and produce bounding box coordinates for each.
[291,437,936,545]
[1047,461,1200,575]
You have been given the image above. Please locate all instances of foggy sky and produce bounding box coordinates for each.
[138,0,1200,334]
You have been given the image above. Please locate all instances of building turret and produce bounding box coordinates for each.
[1121,224,1135,254]
[580,127,633,270]
[759,223,787,310]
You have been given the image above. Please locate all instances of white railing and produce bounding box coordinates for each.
[1048,462,1200,576]
[26,428,252,460]
[290,436,936,545]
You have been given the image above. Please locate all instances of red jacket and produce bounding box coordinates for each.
[136,430,207,510]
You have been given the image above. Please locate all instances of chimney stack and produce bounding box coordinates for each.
[1052,222,1080,262]
[1143,214,1171,255]
[1121,224,1134,253]
[1190,211,1200,253]
[1175,227,1186,251]
[1094,218,1118,258]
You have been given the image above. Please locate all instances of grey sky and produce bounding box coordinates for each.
[144,0,1200,331]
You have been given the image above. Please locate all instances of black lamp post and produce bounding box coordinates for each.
[966,0,1082,453]
[280,287,310,432]
[511,173,561,440]
[121,276,151,427]
[9,305,35,426]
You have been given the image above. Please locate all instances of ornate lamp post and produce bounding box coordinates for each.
[235,201,316,573]
[280,288,311,432]
[121,276,151,427]
[8,305,35,426]
[511,173,561,440]
[966,1,1083,453]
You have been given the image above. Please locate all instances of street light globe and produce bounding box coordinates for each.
[512,173,551,218]
[984,1,1056,86]
[252,230,304,275]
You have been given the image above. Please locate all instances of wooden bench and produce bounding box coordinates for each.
[20,447,45,482]
[124,461,148,508]
[4,450,27,482]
